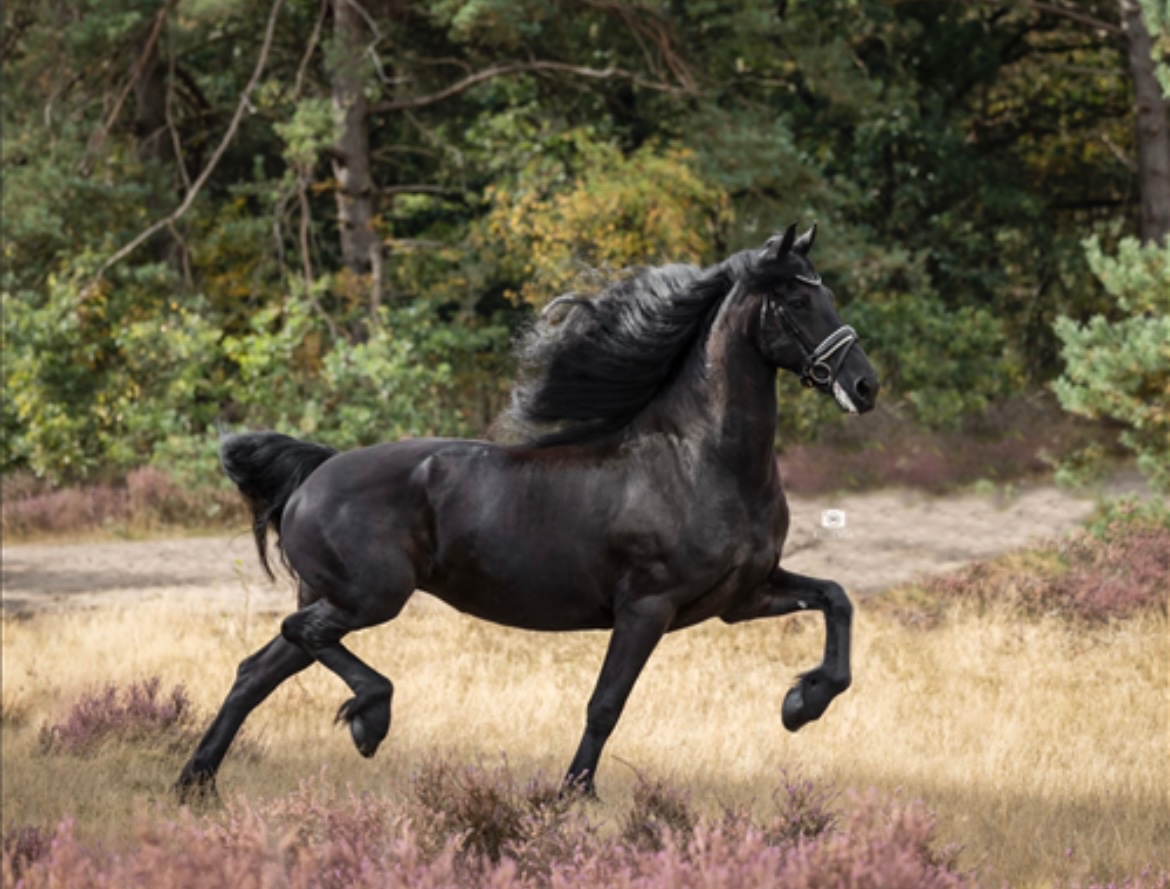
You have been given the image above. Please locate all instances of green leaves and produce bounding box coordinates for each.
[476,128,731,307]
[848,292,1015,429]
[1054,237,1170,492]
[1,0,1158,483]
[275,98,338,170]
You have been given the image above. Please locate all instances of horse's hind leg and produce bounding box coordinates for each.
[280,597,404,758]
[175,634,313,803]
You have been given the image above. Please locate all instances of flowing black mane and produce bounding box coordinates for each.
[504,251,760,446]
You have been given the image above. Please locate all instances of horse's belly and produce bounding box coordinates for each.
[421,570,614,632]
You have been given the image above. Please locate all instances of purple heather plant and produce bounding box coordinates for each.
[37,677,196,757]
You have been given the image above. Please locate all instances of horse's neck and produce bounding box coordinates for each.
[641,290,780,483]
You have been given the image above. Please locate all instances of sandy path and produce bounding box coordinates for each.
[4,479,1139,618]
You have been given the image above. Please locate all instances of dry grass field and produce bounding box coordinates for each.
[2,571,1167,886]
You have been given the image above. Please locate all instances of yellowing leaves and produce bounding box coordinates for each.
[476,132,731,307]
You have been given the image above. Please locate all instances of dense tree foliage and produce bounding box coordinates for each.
[3,0,1167,483]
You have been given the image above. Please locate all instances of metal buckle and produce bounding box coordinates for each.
[802,325,857,389]
[807,361,834,386]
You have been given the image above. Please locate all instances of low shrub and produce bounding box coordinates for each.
[5,763,1166,887]
[1068,872,1170,889]
[884,500,1170,625]
[2,468,243,540]
[779,396,1109,496]
[411,759,583,874]
[1,825,52,881]
[37,677,197,758]
[761,769,840,847]
[1,770,980,889]
[620,778,699,852]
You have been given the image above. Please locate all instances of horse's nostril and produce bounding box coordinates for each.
[854,378,872,402]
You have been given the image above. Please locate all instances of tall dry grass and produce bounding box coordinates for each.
[2,585,1166,886]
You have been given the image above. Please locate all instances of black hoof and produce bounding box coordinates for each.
[781,685,810,733]
[336,696,390,758]
[560,773,597,802]
[782,671,847,733]
[349,712,385,758]
[174,766,219,806]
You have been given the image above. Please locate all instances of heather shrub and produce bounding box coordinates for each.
[1063,870,1170,889]
[8,766,1167,888]
[411,759,583,871]
[124,466,235,527]
[1,483,128,538]
[1,469,243,539]
[760,769,839,846]
[0,776,980,889]
[885,500,1170,625]
[256,780,407,889]
[768,791,965,888]
[619,777,699,852]
[779,395,1107,495]
[1,825,52,881]
[37,677,197,757]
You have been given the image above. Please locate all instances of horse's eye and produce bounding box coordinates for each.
[790,294,810,310]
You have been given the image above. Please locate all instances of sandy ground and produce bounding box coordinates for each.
[4,478,1148,619]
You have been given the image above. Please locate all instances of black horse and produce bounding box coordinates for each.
[175,223,879,801]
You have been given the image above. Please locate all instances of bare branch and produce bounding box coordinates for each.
[578,0,696,91]
[370,60,689,115]
[166,220,193,287]
[382,184,465,198]
[341,0,398,86]
[297,175,341,340]
[164,28,192,193]
[387,237,449,250]
[84,0,182,163]
[293,0,329,99]
[97,0,286,278]
[891,0,1123,36]
[1099,131,1137,171]
[1030,1,1123,36]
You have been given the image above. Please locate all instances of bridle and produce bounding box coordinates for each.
[765,273,859,389]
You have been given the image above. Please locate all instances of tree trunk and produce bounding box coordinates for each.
[330,0,383,314]
[1120,0,1170,244]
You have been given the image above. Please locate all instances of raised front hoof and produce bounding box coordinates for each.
[337,697,391,759]
[781,672,843,733]
[174,767,220,807]
[781,685,812,733]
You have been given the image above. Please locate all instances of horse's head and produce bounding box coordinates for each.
[751,223,879,414]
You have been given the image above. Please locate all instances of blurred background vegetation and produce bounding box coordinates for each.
[3,0,1168,501]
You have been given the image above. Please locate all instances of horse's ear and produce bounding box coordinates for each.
[761,223,798,260]
[794,222,817,256]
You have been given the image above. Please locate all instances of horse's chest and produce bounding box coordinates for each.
[672,482,788,621]
[608,487,783,622]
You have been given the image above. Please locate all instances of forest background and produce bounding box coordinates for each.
[4,0,1169,501]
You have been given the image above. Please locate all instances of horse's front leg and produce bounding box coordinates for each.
[564,598,674,796]
[722,566,853,732]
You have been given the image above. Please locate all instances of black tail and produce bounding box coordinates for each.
[220,432,337,579]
